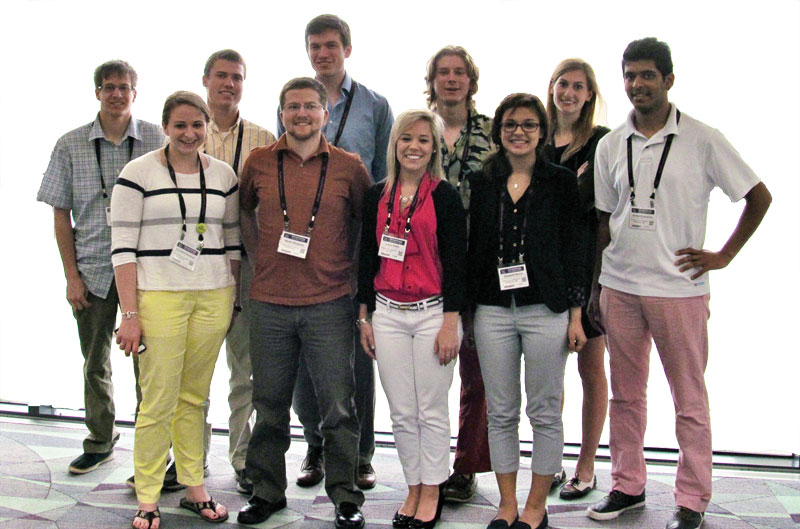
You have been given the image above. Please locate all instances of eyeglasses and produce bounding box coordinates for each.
[501,120,540,133]
[282,102,324,113]
[99,84,133,94]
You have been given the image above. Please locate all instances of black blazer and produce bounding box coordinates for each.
[358,178,467,314]
[467,156,585,314]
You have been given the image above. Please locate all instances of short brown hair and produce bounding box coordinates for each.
[279,77,328,109]
[204,49,246,79]
[305,14,351,49]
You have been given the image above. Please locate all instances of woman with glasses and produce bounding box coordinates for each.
[544,58,610,500]
[357,109,467,529]
[468,93,586,529]
[112,91,240,529]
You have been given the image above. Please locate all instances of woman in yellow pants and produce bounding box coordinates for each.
[112,91,241,529]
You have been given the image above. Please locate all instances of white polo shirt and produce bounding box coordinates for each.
[594,105,760,297]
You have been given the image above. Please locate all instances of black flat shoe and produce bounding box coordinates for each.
[511,512,548,529]
[237,496,287,525]
[393,510,413,528]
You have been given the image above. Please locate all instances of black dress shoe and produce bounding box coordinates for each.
[237,496,287,525]
[510,512,548,529]
[335,501,365,529]
[392,510,413,529]
[296,446,325,487]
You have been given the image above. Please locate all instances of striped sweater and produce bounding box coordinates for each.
[110,150,240,291]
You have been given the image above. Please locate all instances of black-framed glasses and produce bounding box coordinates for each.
[501,120,540,133]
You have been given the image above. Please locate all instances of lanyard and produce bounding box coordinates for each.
[277,150,329,233]
[627,109,681,206]
[204,120,245,176]
[94,137,134,200]
[331,81,357,147]
[443,117,472,190]
[497,186,533,265]
[384,177,422,236]
[165,145,207,245]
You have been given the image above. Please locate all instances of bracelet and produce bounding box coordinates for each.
[355,318,370,328]
[121,311,138,320]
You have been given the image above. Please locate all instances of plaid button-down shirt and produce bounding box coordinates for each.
[38,114,165,298]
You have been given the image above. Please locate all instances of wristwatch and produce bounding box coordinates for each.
[355,318,370,327]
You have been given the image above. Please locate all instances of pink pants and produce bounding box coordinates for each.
[600,287,711,512]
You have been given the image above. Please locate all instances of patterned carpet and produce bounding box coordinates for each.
[1,416,799,528]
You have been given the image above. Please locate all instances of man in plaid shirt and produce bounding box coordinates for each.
[37,60,164,475]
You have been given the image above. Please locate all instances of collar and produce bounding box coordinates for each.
[275,133,331,159]
[209,113,242,135]
[340,72,354,99]
[89,113,140,144]
[624,103,680,143]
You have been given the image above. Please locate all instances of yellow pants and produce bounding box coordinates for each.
[134,287,233,504]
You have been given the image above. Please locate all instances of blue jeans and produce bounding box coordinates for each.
[293,296,375,465]
[245,295,364,507]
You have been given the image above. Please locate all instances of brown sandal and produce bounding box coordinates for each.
[179,496,229,523]
[132,508,160,529]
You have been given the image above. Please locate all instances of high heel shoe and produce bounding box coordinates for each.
[409,484,445,529]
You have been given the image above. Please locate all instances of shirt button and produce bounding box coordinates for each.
[513,208,518,213]
[513,226,518,231]
[513,243,517,247]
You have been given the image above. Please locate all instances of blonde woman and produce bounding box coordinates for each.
[357,109,467,529]
[544,59,610,500]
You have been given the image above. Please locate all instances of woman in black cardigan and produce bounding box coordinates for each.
[468,93,585,529]
[358,109,467,529]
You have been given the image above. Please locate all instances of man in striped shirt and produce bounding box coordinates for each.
[201,49,277,496]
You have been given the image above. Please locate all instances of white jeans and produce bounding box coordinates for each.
[372,300,461,485]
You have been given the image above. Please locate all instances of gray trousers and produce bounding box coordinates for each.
[293,298,375,465]
[245,296,364,507]
[474,302,568,475]
[202,257,255,471]
[73,283,121,453]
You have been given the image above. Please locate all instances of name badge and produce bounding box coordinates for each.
[277,230,310,259]
[105,206,112,227]
[629,207,656,231]
[497,263,529,291]
[378,234,407,261]
[170,239,201,271]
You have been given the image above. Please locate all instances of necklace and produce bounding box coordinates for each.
[513,183,519,189]
[400,195,412,205]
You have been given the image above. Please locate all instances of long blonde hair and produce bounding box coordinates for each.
[546,58,605,163]
[382,109,445,194]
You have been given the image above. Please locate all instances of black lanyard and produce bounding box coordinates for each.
[165,145,207,245]
[204,120,245,176]
[277,150,329,234]
[384,177,422,236]
[497,186,533,265]
[443,117,472,190]
[332,81,357,147]
[94,137,134,200]
[627,109,681,206]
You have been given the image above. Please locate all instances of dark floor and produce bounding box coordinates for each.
[1,417,799,528]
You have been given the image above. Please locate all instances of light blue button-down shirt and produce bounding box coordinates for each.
[278,72,393,182]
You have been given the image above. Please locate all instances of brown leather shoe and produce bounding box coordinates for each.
[356,463,376,490]
[296,446,324,487]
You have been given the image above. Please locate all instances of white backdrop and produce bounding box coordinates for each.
[1,0,797,456]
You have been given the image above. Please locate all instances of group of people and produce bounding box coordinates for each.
[38,12,771,529]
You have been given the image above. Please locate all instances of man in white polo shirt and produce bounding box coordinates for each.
[586,37,771,529]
